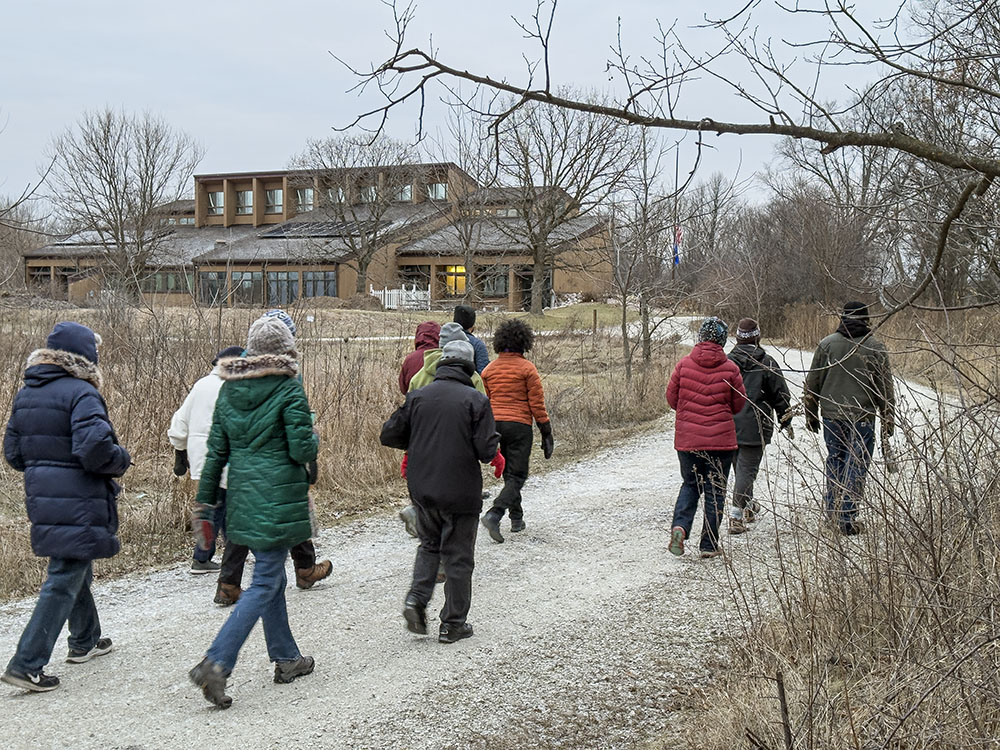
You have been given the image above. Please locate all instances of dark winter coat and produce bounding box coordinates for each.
[380,362,499,514]
[728,344,792,446]
[3,348,131,560]
[196,353,318,550]
[803,330,895,424]
[666,341,747,452]
[399,321,442,394]
[465,331,490,374]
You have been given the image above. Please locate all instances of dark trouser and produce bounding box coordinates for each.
[822,419,875,529]
[218,538,317,587]
[732,444,765,517]
[7,558,100,674]
[193,488,227,563]
[491,421,533,520]
[672,450,736,552]
[408,507,478,627]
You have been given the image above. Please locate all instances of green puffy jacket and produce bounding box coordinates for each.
[196,353,318,550]
[408,349,486,394]
[803,331,895,424]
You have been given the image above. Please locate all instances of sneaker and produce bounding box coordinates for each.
[214,583,242,607]
[481,509,504,543]
[66,637,113,663]
[189,658,232,709]
[439,622,474,644]
[273,655,315,684]
[746,502,760,523]
[399,505,419,538]
[190,559,222,575]
[700,548,723,559]
[510,518,526,533]
[295,560,332,590]
[729,517,747,535]
[403,599,427,635]
[1,669,60,692]
[668,526,685,556]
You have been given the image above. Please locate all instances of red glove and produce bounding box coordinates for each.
[400,453,408,479]
[490,450,506,479]
[193,517,215,552]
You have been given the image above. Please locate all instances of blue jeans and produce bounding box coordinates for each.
[822,419,875,529]
[7,558,101,674]
[205,548,300,672]
[192,488,227,563]
[672,450,735,552]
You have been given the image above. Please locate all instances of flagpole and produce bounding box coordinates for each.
[671,146,679,281]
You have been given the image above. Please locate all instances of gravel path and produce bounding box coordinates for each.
[0,343,841,750]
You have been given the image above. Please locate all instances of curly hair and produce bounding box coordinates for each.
[493,318,534,354]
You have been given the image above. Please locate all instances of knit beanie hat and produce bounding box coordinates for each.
[842,301,869,321]
[47,321,101,364]
[439,340,476,371]
[453,305,476,331]
[736,318,761,343]
[263,308,296,337]
[213,345,244,365]
[247,317,296,356]
[438,321,469,348]
[698,317,728,346]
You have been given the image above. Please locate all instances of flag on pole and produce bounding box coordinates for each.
[672,224,682,265]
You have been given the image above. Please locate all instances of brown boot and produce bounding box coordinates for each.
[295,560,332,590]
[214,583,242,606]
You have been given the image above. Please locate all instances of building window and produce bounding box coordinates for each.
[302,270,337,298]
[394,184,412,202]
[231,271,265,305]
[141,272,194,294]
[482,265,510,297]
[235,190,253,215]
[199,271,227,305]
[326,186,345,205]
[268,270,299,306]
[207,191,224,216]
[496,208,519,218]
[439,265,466,296]
[360,185,377,203]
[399,265,431,290]
[296,188,314,213]
[265,189,283,214]
[427,182,448,201]
[179,217,195,225]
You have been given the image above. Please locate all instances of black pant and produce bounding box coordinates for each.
[218,539,316,587]
[733,444,765,512]
[491,421,533,520]
[672,450,735,552]
[408,507,478,627]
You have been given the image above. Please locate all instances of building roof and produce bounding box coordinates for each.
[464,185,571,205]
[154,199,195,215]
[194,161,476,186]
[396,214,607,257]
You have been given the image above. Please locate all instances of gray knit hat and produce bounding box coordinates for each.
[439,340,475,369]
[438,321,468,348]
[247,316,296,356]
[698,317,729,346]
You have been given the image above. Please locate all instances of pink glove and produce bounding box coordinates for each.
[400,453,408,479]
[490,451,506,479]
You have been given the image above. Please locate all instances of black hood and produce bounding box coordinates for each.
[434,361,476,385]
[729,344,766,372]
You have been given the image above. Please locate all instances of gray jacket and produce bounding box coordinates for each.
[803,331,895,424]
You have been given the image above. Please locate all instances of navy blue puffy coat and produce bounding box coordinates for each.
[3,350,131,560]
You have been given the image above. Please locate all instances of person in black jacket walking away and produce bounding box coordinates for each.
[727,318,793,535]
[2,322,131,692]
[380,340,501,644]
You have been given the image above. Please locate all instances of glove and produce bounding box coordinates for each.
[805,414,820,434]
[538,421,554,460]
[173,449,189,477]
[490,450,506,478]
[192,505,216,552]
[400,453,408,479]
[306,460,318,485]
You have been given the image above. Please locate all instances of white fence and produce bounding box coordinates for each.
[370,283,431,310]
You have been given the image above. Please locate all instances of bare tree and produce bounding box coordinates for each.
[46,108,203,296]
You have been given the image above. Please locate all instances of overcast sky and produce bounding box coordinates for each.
[1,1,898,205]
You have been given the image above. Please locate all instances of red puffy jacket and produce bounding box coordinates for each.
[398,321,441,394]
[666,341,747,452]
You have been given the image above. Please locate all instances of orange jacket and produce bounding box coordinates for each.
[482,352,549,426]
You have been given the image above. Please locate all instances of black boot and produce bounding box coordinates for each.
[480,508,504,543]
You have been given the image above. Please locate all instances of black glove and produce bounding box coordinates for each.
[173,449,189,477]
[805,414,820,434]
[538,421,554,460]
[306,460,319,485]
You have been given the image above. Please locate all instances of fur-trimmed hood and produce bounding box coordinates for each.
[217,353,299,381]
[26,348,103,390]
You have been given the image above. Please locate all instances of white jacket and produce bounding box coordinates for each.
[168,370,228,488]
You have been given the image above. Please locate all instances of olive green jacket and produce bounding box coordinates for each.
[408,349,486,394]
[803,331,895,424]
[196,353,318,550]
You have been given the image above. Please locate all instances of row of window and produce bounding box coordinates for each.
[400,264,511,298]
[159,217,196,226]
[199,270,337,305]
[204,183,448,217]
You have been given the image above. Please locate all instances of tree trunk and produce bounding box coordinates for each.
[640,291,652,363]
[355,258,370,295]
[621,298,632,382]
[529,257,547,315]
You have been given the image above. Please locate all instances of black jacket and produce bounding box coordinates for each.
[380,362,499,514]
[727,344,792,446]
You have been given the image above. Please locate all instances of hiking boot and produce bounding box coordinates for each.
[399,504,418,538]
[700,548,723,559]
[66,637,113,664]
[729,517,747,535]
[273,655,314,684]
[439,622,474,644]
[510,518,526,533]
[746,502,760,523]
[214,583,242,607]
[481,508,504,543]
[668,526,686,556]
[295,560,332,590]
[190,559,222,575]
[1,669,60,692]
[403,599,427,635]
[189,658,232,709]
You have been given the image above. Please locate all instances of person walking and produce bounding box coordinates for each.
[399,321,441,394]
[802,301,895,536]
[189,316,318,709]
[453,304,490,374]
[666,317,747,559]
[2,322,131,692]
[727,318,793,534]
[479,319,553,543]
[169,345,244,580]
[380,340,501,644]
